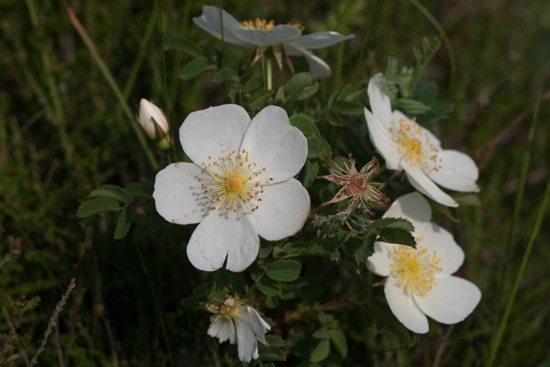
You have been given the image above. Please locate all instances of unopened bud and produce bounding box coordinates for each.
[138,99,169,140]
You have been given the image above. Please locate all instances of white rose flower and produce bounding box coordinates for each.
[138,99,169,140]
[364,74,480,207]
[153,104,310,272]
[206,295,271,363]
[193,5,354,79]
[367,192,482,334]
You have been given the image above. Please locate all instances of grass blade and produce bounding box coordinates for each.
[60,0,159,171]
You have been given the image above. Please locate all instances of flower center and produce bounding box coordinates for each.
[226,176,243,192]
[240,19,305,31]
[390,242,442,297]
[240,18,275,30]
[349,174,368,193]
[389,118,441,170]
[197,149,272,215]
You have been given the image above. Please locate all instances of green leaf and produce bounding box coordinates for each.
[429,199,459,222]
[275,86,285,101]
[164,37,203,57]
[354,234,376,263]
[340,80,369,100]
[248,89,276,110]
[289,114,317,135]
[328,91,340,109]
[325,109,343,127]
[257,277,279,296]
[329,329,348,358]
[180,294,207,310]
[312,327,331,339]
[260,242,272,258]
[179,57,217,80]
[265,335,285,348]
[307,137,324,158]
[378,228,416,247]
[289,82,319,101]
[452,193,481,206]
[258,345,286,362]
[212,68,238,83]
[89,184,132,203]
[266,260,301,282]
[284,72,312,96]
[394,98,432,116]
[125,183,152,199]
[334,100,364,115]
[303,160,319,188]
[368,217,415,232]
[310,339,330,363]
[245,76,263,92]
[114,204,133,239]
[77,199,120,218]
[229,87,243,105]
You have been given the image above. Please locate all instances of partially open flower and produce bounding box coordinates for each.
[138,99,169,140]
[366,192,482,334]
[193,6,354,79]
[319,155,389,214]
[206,294,271,362]
[364,74,480,207]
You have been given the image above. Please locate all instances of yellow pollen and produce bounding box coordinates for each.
[391,245,442,297]
[226,176,243,192]
[240,18,275,30]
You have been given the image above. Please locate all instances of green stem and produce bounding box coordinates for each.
[220,0,225,69]
[407,0,456,93]
[60,0,159,171]
[353,0,377,80]
[133,241,175,367]
[267,57,273,90]
[494,90,540,327]
[487,175,550,367]
[333,43,344,92]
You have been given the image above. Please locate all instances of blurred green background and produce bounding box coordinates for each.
[0,0,549,366]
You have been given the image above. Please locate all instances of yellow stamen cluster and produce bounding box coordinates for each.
[240,18,275,30]
[390,118,442,172]
[197,149,271,215]
[206,294,241,322]
[240,19,304,31]
[390,242,442,297]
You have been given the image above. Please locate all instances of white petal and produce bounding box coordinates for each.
[414,276,481,325]
[419,223,464,275]
[233,306,270,362]
[382,192,432,237]
[367,74,393,130]
[364,108,401,170]
[207,317,236,344]
[180,104,250,168]
[252,179,310,241]
[385,277,429,334]
[193,6,255,47]
[186,210,259,272]
[366,242,394,277]
[139,99,168,139]
[239,106,307,183]
[286,31,354,50]
[284,43,332,79]
[391,110,441,147]
[426,150,480,192]
[402,161,458,207]
[153,163,211,225]
[233,25,302,47]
